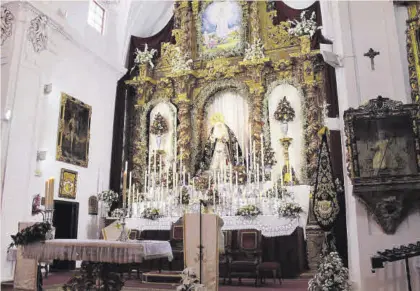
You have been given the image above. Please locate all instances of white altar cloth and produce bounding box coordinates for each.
[22,239,173,264]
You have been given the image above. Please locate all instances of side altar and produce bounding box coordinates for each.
[117,0,331,274]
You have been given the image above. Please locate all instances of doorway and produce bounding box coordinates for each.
[50,200,79,271]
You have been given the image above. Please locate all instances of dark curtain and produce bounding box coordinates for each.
[109,17,175,202]
[325,65,339,118]
[329,130,348,267]
[128,18,175,70]
[272,1,323,49]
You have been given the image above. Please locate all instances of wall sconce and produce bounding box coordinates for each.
[35,149,47,176]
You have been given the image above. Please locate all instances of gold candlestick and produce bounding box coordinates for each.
[280,137,295,185]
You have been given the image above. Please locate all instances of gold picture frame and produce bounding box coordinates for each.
[59,168,78,199]
[56,92,92,167]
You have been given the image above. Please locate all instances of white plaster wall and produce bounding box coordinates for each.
[0,2,124,281]
[326,1,420,290]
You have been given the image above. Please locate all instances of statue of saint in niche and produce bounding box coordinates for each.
[199,113,242,172]
[371,129,398,176]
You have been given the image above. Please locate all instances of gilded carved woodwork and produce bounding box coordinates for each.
[126,0,327,187]
[406,3,420,103]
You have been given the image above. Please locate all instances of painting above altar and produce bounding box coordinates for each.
[198,1,246,59]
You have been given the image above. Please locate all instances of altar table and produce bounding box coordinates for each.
[23,239,173,263]
[21,239,173,290]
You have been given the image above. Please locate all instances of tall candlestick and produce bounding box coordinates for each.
[154,151,157,179]
[159,155,162,183]
[261,134,264,173]
[166,170,169,192]
[123,169,127,208]
[245,148,249,175]
[235,171,238,188]
[180,148,183,175]
[144,171,147,193]
[125,161,128,173]
[252,141,256,171]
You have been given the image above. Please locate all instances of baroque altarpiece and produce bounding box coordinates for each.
[121,1,335,270]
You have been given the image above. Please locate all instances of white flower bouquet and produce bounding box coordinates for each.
[288,10,322,38]
[133,43,157,69]
[176,268,206,291]
[141,207,161,220]
[171,46,193,73]
[111,208,125,220]
[308,251,350,291]
[98,190,119,205]
[243,38,265,62]
[278,201,302,218]
[236,205,262,217]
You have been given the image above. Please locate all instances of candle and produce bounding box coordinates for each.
[183,171,186,186]
[148,154,151,181]
[125,161,128,173]
[253,141,256,172]
[235,171,238,188]
[123,170,127,208]
[188,173,191,186]
[208,175,211,189]
[129,171,132,205]
[159,155,162,182]
[166,170,169,192]
[180,148,183,175]
[245,148,249,175]
[132,184,136,203]
[49,178,54,208]
[144,171,147,194]
[45,180,49,208]
[154,151,157,178]
[261,134,264,177]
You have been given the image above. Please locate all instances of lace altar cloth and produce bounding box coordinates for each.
[126,215,301,238]
[22,239,173,264]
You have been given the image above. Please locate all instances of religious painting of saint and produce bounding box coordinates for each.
[58,168,78,199]
[56,93,91,167]
[198,1,245,59]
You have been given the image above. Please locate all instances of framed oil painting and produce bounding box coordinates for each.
[197,1,247,59]
[56,93,91,167]
[59,168,78,199]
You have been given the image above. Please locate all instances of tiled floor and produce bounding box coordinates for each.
[2,271,310,290]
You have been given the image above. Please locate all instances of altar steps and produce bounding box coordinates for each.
[141,270,182,284]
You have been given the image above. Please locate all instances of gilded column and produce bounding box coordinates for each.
[250,1,261,42]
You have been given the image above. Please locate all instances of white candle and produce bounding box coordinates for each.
[132,184,136,203]
[235,171,238,188]
[188,173,191,186]
[125,161,128,173]
[183,171,186,186]
[159,155,162,182]
[129,171,132,205]
[253,141,256,171]
[166,170,169,192]
[144,171,147,193]
[153,150,157,177]
[180,148,183,175]
[245,148,249,175]
[148,154,151,179]
[208,175,211,189]
[261,134,264,173]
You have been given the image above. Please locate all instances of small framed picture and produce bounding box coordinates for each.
[59,168,78,199]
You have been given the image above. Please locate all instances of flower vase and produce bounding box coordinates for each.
[103,204,110,217]
[280,122,289,136]
[45,226,55,240]
[156,135,162,150]
[300,35,311,54]
[138,64,152,79]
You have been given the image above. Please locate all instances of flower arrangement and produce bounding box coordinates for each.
[194,174,213,192]
[178,187,190,205]
[176,268,206,291]
[278,201,303,218]
[171,46,193,73]
[141,208,161,220]
[98,190,119,205]
[274,96,295,123]
[205,188,219,205]
[133,44,157,68]
[287,10,322,38]
[308,251,350,291]
[236,205,262,217]
[243,38,265,62]
[111,208,125,220]
[264,144,277,167]
[150,113,169,136]
[233,165,247,185]
[8,222,52,250]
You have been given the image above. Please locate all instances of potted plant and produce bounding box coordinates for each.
[274,96,295,135]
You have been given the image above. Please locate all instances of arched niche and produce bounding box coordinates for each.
[192,79,251,171]
[265,81,305,183]
[148,102,177,169]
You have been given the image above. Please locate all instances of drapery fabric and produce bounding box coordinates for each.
[22,239,173,264]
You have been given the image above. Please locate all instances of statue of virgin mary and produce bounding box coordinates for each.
[199,113,242,172]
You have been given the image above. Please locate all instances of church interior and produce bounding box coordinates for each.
[1,1,420,290]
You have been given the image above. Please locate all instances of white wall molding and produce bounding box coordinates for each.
[3,1,126,77]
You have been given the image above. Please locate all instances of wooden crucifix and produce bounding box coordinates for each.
[364,48,380,70]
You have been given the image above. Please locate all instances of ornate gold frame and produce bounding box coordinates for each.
[56,93,92,168]
[59,168,78,199]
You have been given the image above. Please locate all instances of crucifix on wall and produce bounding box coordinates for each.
[364,48,380,70]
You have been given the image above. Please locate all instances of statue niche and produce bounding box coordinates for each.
[199,113,242,172]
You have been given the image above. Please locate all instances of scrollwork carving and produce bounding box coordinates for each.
[27,14,48,53]
[1,7,14,46]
